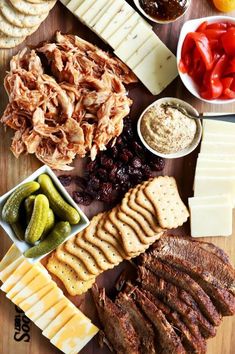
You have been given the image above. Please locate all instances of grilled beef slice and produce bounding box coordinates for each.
[153,235,235,294]
[137,266,215,339]
[192,240,230,265]
[137,287,207,354]
[127,284,186,354]
[149,252,235,315]
[92,285,140,354]
[115,292,156,354]
[140,256,221,326]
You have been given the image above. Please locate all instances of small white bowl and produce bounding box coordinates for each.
[0,165,90,263]
[177,16,235,105]
[137,97,202,159]
[133,0,191,24]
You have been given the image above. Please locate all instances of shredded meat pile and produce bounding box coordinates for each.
[1,32,137,170]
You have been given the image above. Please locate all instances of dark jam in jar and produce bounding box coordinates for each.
[139,0,188,21]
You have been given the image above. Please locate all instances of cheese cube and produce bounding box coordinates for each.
[203,133,235,144]
[200,142,235,155]
[133,44,178,95]
[81,0,113,25]
[101,5,136,44]
[43,306,77,339]
[189,202,233,237]
[0,245,21,273]
[74,0,96,19]
[93,0,124,36]
[1,260,32,292]
[25,287,64,321]
[67,0,85,12]
[89,0,113,27]
[19,283,56,313]
[10,272,51,305]
[114,20,152,61]
[50,314,99,354]
[0,256,24,283]
[35,298,69,330]
[203,119,235,135]
[196,159,235,169]
[194,176,235,206]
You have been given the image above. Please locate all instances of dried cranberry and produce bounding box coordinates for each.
[87,177,100,191]
[131,157,142,169]
[100,155,114,169]
[150,157,165,171]
[73,191,92,206]
[129,169,143,184]
[111,146,118,158]
[58,175,72,187]
[86,160,97,172]
[116,136,123,146]
[109,166,118,182]
[142,165,154,179]
[73,176,87,189]
[97,168,108,181]
[116,168,129,183]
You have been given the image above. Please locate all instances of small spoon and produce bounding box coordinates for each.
[161,103,235,122]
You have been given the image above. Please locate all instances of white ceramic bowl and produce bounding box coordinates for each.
[177,16,235,105]
[0,165,90,263]
[137,97,202,159]
[133,0,191,24]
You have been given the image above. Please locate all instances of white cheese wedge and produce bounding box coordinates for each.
[0,256,24,283]
[195,168,235,178]
[189,201,233,237]
[203,119,235,135]
[19,283,56,313]
[198,153,235,161]
[35,298,69,330]
[10,272,51,305]
[0,245,21,273]
[189,194,232,206]
[200,142,235,155]
[203,133,235,144]
[93,0,124,36]
[43,306,77,339]
[81,0,109,25]
[25,287,64,322]
[126,34,161,70]
[50,314,99,354]
[67,0,85,12]
[196,159,235,169]
[194,176,235,206]
[114,20,152,62]
[89,0,113,27]
[133,44,178,95]
[74,0,97,20]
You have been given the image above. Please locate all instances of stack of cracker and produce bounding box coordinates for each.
[47,176,189,296]
[0,0,56,49]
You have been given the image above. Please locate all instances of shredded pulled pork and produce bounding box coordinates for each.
[1,32,137,170]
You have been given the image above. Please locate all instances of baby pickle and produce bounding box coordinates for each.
[24,221,71,258]
[24,195,36,224]
[11,222,25,241]
[38,174,80,225]
[2,181,40,223]
[25,194,49,245]
[41,208,55,240]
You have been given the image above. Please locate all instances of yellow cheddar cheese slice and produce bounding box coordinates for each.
[1,259,32,293]
[19,283,56,313]
[0,256,24,283]
[50,314,99,354]
[25,286,64,322]
[0,245,21,273]
[35,298,69,330]
[10,271,52,305]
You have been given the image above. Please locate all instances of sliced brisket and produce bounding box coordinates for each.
[127,283,186,354]
[115,292,156,354]
[137,266,215,339]
[92,285,140,354]
[140,255,221,326]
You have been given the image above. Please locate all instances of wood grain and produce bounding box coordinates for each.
[0,1,235,353]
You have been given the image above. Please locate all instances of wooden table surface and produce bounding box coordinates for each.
[0,1,235,353]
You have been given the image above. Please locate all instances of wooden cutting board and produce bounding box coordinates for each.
[0,1,235,353]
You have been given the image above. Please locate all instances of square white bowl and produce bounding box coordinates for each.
[0,165,90,263]
[177,16,235,105]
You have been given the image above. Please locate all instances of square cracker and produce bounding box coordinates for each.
[46,255,95,296]
[144,176,189,229]
[135,179,156,215]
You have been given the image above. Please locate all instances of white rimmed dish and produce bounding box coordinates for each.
[177,16,235,105]
[0,165,89,263]
[133,0,191,24]
[137,97,202,159]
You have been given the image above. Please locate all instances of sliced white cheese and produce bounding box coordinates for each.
[0,260,32,293]
[189,194,232,206]
[89,0,113,27]
[196,159,235,169]
[67,0,85,12]
[203,119,235,135]
[81,0,109,25]
[60,0,70,5]
[126,34,161,70]
[195,168,235,178]
[35,298,69,331]
[200,142,235,155]
[43,306,77,339]
[133,44,178,95]
[0,256,24,283]
[74,0,97,19]
[194,176,235,206]
[198,153,235,161]
[93,0,124,36]
[19,283,56,313]
[189,203,233,237]
[114,20,152,62]
[203,132,235,144]
[0,245,21,274]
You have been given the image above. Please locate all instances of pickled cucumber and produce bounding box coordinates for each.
[2,181,40,223]
[25,194,49,244]
[11,222,25,241]
[24,221,71,258]
[24,195,36,224]
[41,208,55,240]
[38,174,80,225]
